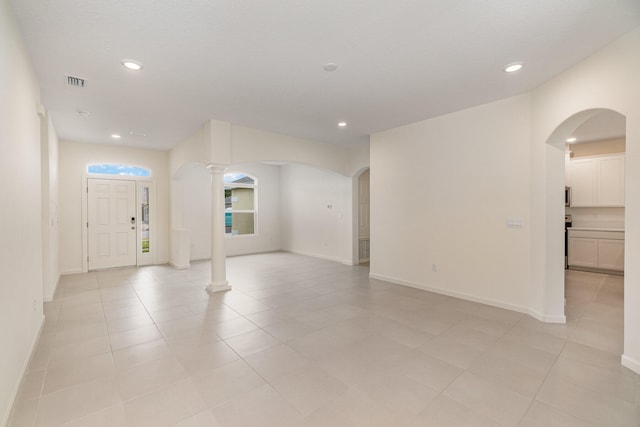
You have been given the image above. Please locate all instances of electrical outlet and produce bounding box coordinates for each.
[432,264,437,272]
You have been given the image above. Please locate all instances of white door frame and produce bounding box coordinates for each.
[81,174,156,272]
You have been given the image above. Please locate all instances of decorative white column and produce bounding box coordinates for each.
[206,165,230,292]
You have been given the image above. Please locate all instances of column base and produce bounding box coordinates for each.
[206,281,231,293]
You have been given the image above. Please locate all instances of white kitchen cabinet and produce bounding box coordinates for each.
[568,229,624,271]
[569,154,624,207]
[568,237,598,268]
[569,158,596,206]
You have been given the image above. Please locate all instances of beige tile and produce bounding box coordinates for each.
[192,359,267,408]
[484,338,558,374]
[172,340,239,375]
[7,397,39,427]
[223,328,281,357]
[196,306,242,324]
[244,309,288,327]
[155,316,208,339]
[109,324,162,351]
[270,366,349,416]
[47,336,112,366]
[549,355,636,404]
[148,306,195,323]
[568,317,623,354]
[417,336,484,369]
[388,350,462,392]
[409,395,502,427]
[43,352,115,395]
[515,315,574,339]
[318,336,411,387]
[439,324,501,351]
[243,343,313,381]
[9,257,637,427]
[468,353,548,397]
[111,338,172,371]
[123,378,206,427]
[15,369,46,402]
[355,371,439,416]
[536,375,636,427]
[262,319,318,342]
[210,317,259,339]
[287,326,368,361]
[172,410,222,427]
[105,313,155,334]
[306,387,413,427]
[162,328,221,348]
[444,372,531,426]
[35,377,121,426]
[53,322,108,347]
[501,326,566,355]
[213,384,312,427]
[62,404,126,427]
[519,401,597,427]
[116,355,187,400]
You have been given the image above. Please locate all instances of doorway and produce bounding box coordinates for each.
[358,169,370,263]
[86,178,154,270]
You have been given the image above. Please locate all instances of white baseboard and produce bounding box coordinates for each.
[528,308,566,324]
[60,268,82,275]
[621,354,640,375]
[368,272,531,316]
[2,314,45,427]
[283,249,351,266]
[169,261,190,270]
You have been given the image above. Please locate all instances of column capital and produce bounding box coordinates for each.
[206,164,227,174]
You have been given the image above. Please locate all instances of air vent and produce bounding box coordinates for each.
[66,75,87,88]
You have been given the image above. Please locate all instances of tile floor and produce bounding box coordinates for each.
[7,252,639,426]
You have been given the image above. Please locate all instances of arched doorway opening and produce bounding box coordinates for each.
[352,168,370,266]
[546,108,626,357]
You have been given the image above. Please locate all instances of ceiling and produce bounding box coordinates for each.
[10,0,640,151]
[571,110,626,144]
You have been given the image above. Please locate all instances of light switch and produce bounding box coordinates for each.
[507,218,523,228]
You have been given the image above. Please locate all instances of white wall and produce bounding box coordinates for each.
[280,163,353,264]
[370,94,532,312]
[41,114,60,301]
[174,162,282,260]
[58,141,170,273]
[529,27,640,372]
[0,1,45,423]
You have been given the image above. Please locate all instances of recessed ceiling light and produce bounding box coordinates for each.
[338,121,347,127]
[129,131,147,137]
[122,59,143,70]
[504,62,523,73]
[111,134,122,139]
[566,137,577,143]
[323,62,338,72]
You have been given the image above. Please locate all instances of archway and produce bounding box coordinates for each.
[351,167,370,266]
[545,107,627,353]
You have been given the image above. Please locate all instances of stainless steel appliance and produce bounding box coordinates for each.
[565,214,572,269]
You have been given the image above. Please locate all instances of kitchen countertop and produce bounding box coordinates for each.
[568,226,625,232]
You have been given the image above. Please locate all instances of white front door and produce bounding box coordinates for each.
[88,178,137,270]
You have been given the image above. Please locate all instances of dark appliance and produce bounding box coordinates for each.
[565,214,572,269]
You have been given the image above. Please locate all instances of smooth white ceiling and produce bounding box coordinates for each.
[572,110,626,143]
[10,0,640,150]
